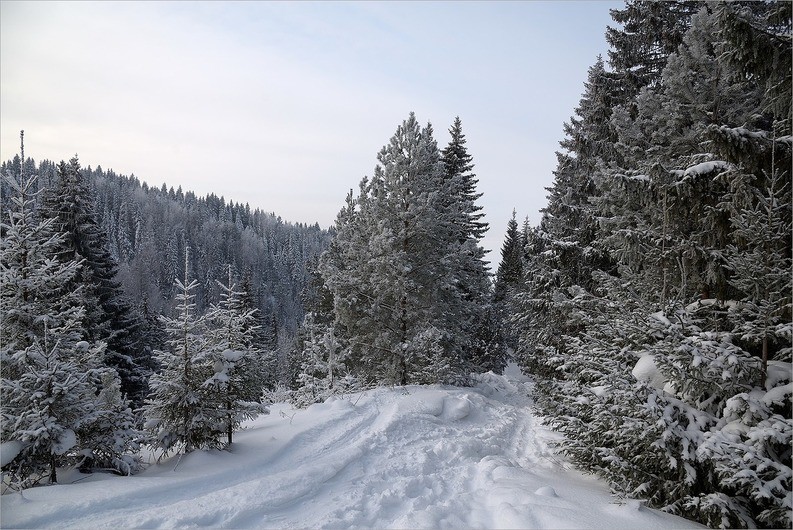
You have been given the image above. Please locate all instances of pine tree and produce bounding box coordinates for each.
[0,135,83,365]
[511,59,619,376]
[727,166,792,380]
[441,116,488,241]
[544,57,617,290]
[493,210,522,303]
[4,327,106,486]
[293,312,353,407]
[77,370,143,476]
[440,117,494,373]
[491,210,526,364]
[606,0,703,97]
[513,5,793,527]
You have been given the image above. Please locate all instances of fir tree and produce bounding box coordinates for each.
[440,117,495,373]
[77,370,143,476]
[4,327,106,485]
[1,132,125,485]
[493,210,522,303]
[203,265,267,445]
[143,248,219,455]
[441,116,488,241]
[41,156,153,405]
[512,5,792,527]
[606,0,702,97]
[293,313,354,407]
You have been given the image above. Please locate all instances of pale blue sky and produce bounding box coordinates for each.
[1,1,622,257]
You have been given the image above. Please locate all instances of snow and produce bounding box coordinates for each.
[52,429,77,456]
[1,367,699,529]
[0,441,23,468]
[766,361,792,390]
[682,160,730,177]
[763,383,792,408]
[632,355,667,391]
[649,311,672,327]
[221,348,246,363]
[685,298,740,313]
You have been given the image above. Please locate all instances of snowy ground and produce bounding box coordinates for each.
[2,366,699,529]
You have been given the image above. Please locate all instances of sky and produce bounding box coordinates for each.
[1,0,622,259]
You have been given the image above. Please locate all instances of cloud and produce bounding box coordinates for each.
[1,1,620,257]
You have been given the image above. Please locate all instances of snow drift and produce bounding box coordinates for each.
[1,366,698,529]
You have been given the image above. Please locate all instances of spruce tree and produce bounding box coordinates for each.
[493,210,522,303]
[293,312,353,407]
[440,117,495,373]
[441,116,488,241]
[1,132,126,485]
[319,113,490,385]
[143,248,220,455]
[203,265,267,444]
[41,156,153,405]
[513,5,792,527]
[606,0,703,96]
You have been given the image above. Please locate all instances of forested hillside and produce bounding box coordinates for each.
[0,155,331,385]
[0,143,331,486]
[496,2,791,528]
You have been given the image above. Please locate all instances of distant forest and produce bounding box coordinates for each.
[0,155,331,371]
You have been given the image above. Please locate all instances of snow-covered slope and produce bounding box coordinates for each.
[1,366,699,529]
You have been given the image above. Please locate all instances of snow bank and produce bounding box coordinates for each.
[0,441,23,467]
[766,361,792,390]
[685,298,740,313]
[1,368,699,529]
[632,355,667,391]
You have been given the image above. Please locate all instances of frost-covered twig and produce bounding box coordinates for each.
[279,409,296,425]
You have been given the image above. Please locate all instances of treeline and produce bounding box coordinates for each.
[0,140,330,487]
[0,112,503,489]
[495,2,791,528]
[0,155,331,386]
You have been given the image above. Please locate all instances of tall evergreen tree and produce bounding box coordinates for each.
[493,210,522,303]
[441,116,488,242]
[440,117,496,373]
[606,0,703,97]
[1,132,133,485]
[319,113,491,385]
[41,156,153,405]
[512,5,792,527]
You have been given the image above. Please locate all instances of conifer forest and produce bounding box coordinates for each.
[1,2,791,528]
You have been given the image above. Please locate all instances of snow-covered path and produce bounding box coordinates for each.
[2,367,698,529]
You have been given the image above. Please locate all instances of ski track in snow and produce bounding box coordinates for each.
[1,368,699,529]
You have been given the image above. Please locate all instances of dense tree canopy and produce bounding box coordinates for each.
[498,3,792,528]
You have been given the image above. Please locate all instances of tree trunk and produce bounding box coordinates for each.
[50,454,57,484]
[761,332,768,388]
[227,400,233,445]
